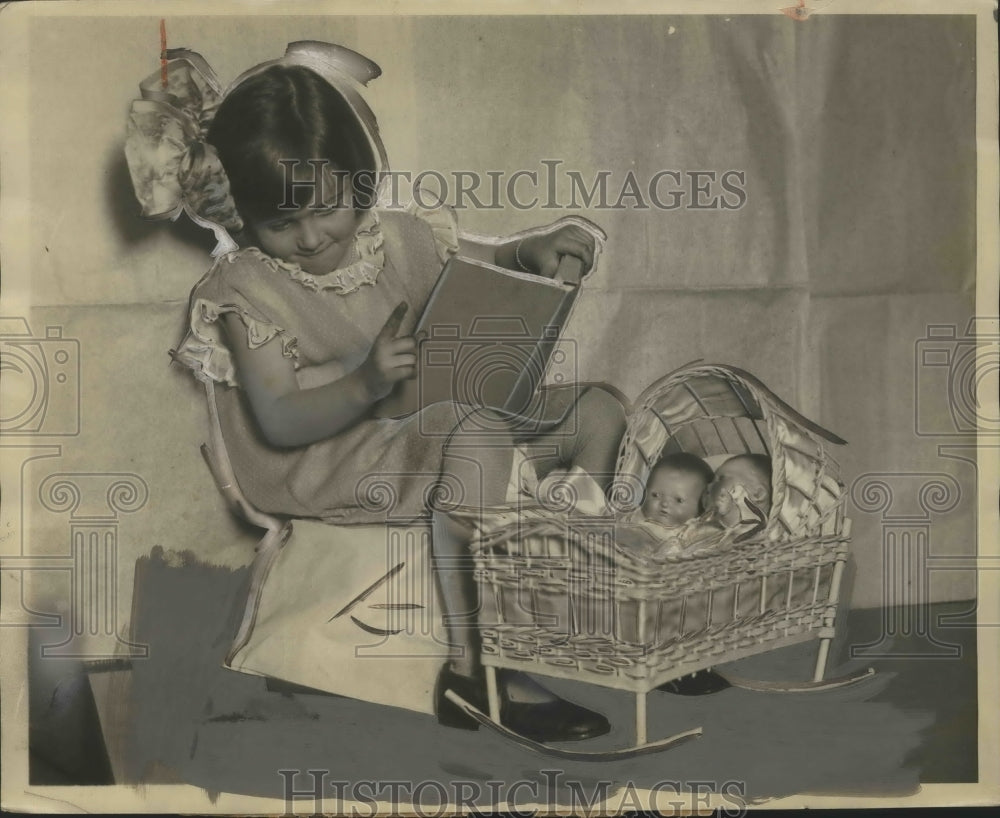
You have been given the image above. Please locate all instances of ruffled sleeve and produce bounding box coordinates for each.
[171,252,299,387]
[404,197,459,263]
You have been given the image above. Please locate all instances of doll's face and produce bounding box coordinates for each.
[704,457,772,525]
[641,466,707,526]
[248,165,363,276]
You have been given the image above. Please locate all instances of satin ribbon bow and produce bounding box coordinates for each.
[124,48,241,256]
[124,41,389,257]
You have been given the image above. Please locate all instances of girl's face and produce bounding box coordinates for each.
[247,166,363,276]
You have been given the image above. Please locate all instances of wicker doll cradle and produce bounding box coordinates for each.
[203,360,874,758]
[448,364,873,751]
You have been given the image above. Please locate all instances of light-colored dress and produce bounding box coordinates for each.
[173,203,497,524]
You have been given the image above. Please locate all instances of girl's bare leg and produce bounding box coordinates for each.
[434,393,625,704]
[432,503,564,702]
[521,385,628,490]
[434,408,571,702]
[435,408,513,677]
[430,511,480,677]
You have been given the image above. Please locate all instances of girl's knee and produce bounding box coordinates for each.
[440,406,516,508]
[579,385,627,431]
[445,405,517,447]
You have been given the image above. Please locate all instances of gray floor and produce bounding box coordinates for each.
[29,550,978,805]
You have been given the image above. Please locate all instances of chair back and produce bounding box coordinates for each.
[201,379,285,535]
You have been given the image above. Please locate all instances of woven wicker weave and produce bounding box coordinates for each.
[456,364,851,693]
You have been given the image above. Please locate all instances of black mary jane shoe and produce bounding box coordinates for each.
[499,681,610,742]
[435,666,610,742]
[656,669,731,696]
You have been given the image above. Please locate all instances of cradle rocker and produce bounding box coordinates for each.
[452,363,875,752]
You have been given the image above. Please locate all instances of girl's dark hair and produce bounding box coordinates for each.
[206,64,377,222]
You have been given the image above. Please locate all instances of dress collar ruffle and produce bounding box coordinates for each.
[231,208,385,294]
[223,196,459,295]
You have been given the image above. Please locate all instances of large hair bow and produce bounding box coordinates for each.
[124,41,389,257]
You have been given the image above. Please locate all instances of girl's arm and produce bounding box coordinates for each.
[221,303,414,448]
[294,358,349,391]
[469,223,597,278]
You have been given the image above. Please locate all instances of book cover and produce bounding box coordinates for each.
[373,256,580,420]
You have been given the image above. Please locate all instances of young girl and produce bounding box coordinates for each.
[127,42,627,743]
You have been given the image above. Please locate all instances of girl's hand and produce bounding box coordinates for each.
[516,223,597,279]
[359,302,417,401]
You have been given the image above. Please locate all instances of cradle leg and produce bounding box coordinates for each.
[813,637,831,682]
[813,555,847,681]
[486,666,501,722]
[635,692,647,746]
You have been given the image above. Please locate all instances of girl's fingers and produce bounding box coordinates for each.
[554,238,594,271]
[385,336,417,355]
[550,228,595,267]
[388,353,417,368]
[538,256,561,278]
[573,241,595,270]
[561,230,595,254]
[520,225,598,277]
[556,224,596,246]
[387,364,416,382]
[376,302,409,342]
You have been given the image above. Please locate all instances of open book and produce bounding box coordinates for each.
[373,255,582,420]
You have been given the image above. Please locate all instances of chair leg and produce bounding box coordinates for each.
[225,522,292,666]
